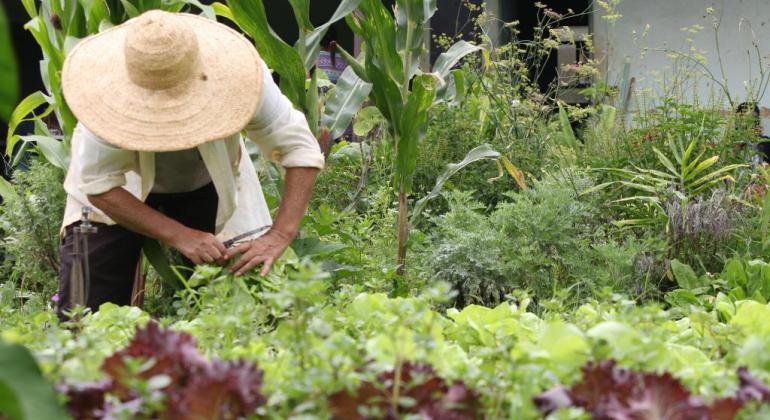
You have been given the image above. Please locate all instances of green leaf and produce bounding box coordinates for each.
[336,46,370,83]
[537,321,589,372]
[0,176,16,201]
[671,259,700,290]
[119,0,140,17]
[683,155,718,181]
[20,135,70,170]
[680,138,698,174]
[321,67,372,139]
[730,301,770,338]
[21,0,37,18]
[687,164,745,190]
[500,156,527,190]
[410,144,499,224]
[448,68,466,105]
[432,40,482,80]
[396,74,436,192]
[394,0,436,79]
[350,0,404,85]
[352,106,384,137]
[587,321,641,357]
[227,0,307,109]
[724,259,748,288]
[5,91,53,157]
[653,147,679,177]
[299,0,362,71]
[364,58,403,128]
[211,2,235,22]
[0,2,19,122]
[142,238,182,290]
[305,68,319,130]
[0,341,67,420]
[288,0,312,31]
[580,180,619,195]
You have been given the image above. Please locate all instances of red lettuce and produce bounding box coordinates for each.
[328,362,480,419]
[59,321,265,419]
[534,360,749,420]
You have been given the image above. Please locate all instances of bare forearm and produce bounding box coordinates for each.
[271,167,320,238]
[88,187,186,245]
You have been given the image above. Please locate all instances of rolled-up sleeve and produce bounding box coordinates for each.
[245,62,325,170]
[75,123,136,196]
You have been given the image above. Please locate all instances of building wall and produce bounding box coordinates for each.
[592,0,770,116]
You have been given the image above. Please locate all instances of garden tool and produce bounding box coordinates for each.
[69,207,97,309]
[223,224,272,249]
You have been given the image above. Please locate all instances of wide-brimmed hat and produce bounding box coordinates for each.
[62,10,263,152]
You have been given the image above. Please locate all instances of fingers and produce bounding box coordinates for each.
[231,253,267,276]
[259,258,274,277]
[212,239,227,257]
[207,243,223,262]
[224,241,251,260]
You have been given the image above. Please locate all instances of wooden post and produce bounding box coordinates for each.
[131,259,145,309]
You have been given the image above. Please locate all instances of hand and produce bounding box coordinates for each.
[224,229,294,276]
[171,228,227,265]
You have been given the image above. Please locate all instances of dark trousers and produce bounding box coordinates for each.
[57,183,218,315]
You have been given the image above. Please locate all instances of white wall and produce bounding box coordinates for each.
[593,0,770,118]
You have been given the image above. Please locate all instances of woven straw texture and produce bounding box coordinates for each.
[62,10,262,152]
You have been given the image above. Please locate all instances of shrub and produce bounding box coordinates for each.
[0,160,65,298]
[423,174,644,307]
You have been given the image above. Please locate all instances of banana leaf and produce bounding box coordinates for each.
[321,67,373,140]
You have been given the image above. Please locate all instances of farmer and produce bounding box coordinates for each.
[56,10,324,315]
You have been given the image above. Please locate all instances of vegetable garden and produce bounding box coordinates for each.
[2,0,770,419]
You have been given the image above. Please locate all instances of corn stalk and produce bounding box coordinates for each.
[342,0,483,274]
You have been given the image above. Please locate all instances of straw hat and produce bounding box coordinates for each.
[62,10,263,152]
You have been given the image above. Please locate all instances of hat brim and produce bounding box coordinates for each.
[62,13,262,152]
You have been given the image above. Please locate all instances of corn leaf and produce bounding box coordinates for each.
[500,156,528,190]
[395,0,436,80]
[20,135,70,170]
[432,40,482,81]
[299,0,362,72]
[0,2,19,122]
[396,74,436,192]
[227,0,307,110]
[410,144,500,224]
[5,91,53,157]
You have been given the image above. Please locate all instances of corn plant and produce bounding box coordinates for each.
[220,0,371,142]
[341,0,485,273]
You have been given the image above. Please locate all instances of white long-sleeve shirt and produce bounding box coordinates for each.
[62,61,324,242]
